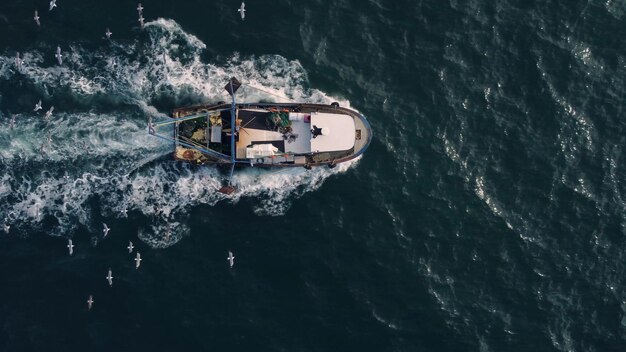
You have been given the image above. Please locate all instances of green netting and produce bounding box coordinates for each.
[267,111,290,128]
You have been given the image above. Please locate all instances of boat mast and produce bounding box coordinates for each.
[225,77,241,183]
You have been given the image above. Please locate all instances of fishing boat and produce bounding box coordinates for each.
[149,78,372,193]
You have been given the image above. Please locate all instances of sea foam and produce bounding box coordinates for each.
[0,19,358,247]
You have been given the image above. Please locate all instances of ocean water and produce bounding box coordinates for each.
[0,0,625,351]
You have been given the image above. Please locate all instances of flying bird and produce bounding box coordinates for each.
[135,252,142,269]
[120,207,128,218]
[106,268,113,286]
[34,10,40,26]
[15,53,22,71]
[87,295,94,311]
[127,241,134,253]
[105,28,112,40]
[227,251,235,268]
[102,223,110,238]
[34,100,42,111]
[238,2,246,20]
[44,106,54,120]
[137,3,144,13]
[67,239,74,255]
[55,46,63,65]
[164,228,171,241]
[138,15,145,28]
[49,0,57,11]
[148,117,155,134]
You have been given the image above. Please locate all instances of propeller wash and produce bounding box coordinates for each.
[0,19,364,246]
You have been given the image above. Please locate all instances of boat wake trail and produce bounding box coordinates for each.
[0,19,357,247]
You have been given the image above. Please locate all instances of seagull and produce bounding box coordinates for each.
[148,117,155,134]
[55,46,63,65]
[2,222,9,234]
[34,10,40,26]
[102,223,110,238]
[15,53,22,71]
[238,2,246,20]
[34,100,42,111]
[67,239,74,255]
[137,3,144,13]
[106,268,113,286]
[44,106,54,120]
[135,252,142,269]
[105,28,112,40]
[227,251,235,268]
[127,241,134,253]
[164,227,171,241]
[120,207,128,218]
[87,295,94,311]
[49,0,57,11]
[9,114,16,129]
[138,16,145,28]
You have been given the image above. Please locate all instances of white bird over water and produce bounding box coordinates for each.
[55,46,63,65]
[49,0,57,11]
[87,295,94,311]
[15,53,22,71]
[137,3,144,13]
[102,223,110,238]
[105,28,112,40]
[106,268,113,286]
[120,207,128,218]
[238,2,246,20]
[127,241,134,253]
[227,251,235,268]
[34,10,40,26]
[67,239,74,255]
[135,252,142,269]
[44,106,54,120]
[138,15,145,28]
[34,100,42,111]
[164,227,171,242]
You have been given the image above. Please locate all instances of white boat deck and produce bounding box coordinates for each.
[284,120,312,154]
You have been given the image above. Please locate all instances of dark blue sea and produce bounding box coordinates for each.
[1,0,625,351]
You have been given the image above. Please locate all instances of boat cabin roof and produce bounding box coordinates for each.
[234,110,356,158]
[310,112,356,153]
